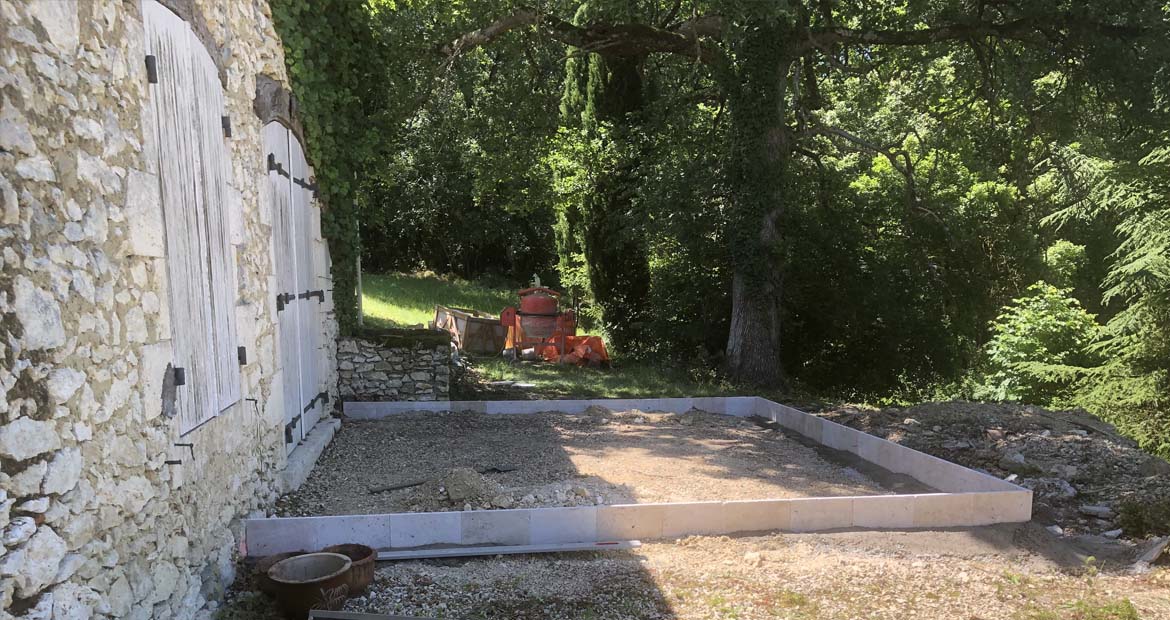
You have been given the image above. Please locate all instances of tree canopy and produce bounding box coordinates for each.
[273,0,1170,456]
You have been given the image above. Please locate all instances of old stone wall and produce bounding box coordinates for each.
[338,337,451,401]
[0,1,337,619]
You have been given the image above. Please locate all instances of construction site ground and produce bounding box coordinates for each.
[276,408,919,517]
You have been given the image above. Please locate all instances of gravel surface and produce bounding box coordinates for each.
[276,408,891,517]
[218,524,1170,619]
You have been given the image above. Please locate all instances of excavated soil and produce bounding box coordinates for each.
[276,408,900,517]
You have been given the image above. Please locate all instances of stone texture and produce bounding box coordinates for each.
[0,0,339,617]
[12,275,66,350]
[12,527,67,597]
[337,338,450,401]
[41,448,83,495]
[0,418,61,461]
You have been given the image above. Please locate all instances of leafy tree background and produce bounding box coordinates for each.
[272,0,1170,457]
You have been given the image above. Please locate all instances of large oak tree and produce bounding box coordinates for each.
[440,0,1164,385]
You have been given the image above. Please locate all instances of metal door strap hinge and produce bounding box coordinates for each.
[237,346,247,366]
[298,289,325,302]
[284,414,302,444]
[173,367,186,386]
[145,55,158,84]
[276,292,294,312]
[221,115,232,138]
[267,153,277,172]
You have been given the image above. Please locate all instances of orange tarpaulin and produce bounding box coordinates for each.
[536,335,610,365]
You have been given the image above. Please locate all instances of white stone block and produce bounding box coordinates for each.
[852,495,916,529]
[461,510,531,546]
[245,518,317,557]
[314,514,393,550]
[390,512,461,548]
[821,421,860,453]
[661,502,725,538]
[597,504,664,541]
[722,499,792,533]
[913,493,978,528]
[529,506,597,544]
[968,491,1032,524]
[789,497,853,532]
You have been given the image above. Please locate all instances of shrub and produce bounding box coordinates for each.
[979,282,1102,404]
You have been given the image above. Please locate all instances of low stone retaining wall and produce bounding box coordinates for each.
[337,329,452,401]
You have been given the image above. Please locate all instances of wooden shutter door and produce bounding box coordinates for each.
[290,136,321,431]
[190,26,241,412]
[144,2,216,432]
[266,122,303,451]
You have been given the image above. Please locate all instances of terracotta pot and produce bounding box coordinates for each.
[255,550,308,597]
[321,543,376,595]
[268,552,352,620]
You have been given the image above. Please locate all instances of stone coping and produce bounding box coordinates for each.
[245,398,1031,557]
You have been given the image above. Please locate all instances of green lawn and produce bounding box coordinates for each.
[360,272,755,399]
[469,357,742,400]
[360,272,515,328]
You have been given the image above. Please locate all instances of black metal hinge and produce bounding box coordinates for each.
[221,115,232,138]
[266,154,288,177]
[298,290,325,303]
[276,292,294,312]
[145,55,158,83]
[284,414,302,444]
[173,367,186,386]
[237,346,247,366]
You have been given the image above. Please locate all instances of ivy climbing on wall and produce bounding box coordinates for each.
[271,0,377,334]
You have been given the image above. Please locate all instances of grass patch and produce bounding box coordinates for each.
[361,272,515,328]
[467,357,745,400]
[1020,598,1140,620]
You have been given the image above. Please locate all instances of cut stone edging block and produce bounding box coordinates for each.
[246,397,1031,557]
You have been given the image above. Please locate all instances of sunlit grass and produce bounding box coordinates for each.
[360,272,515,328]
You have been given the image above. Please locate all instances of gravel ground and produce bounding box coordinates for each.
[277,408,893,517]
[218,524,1170,619]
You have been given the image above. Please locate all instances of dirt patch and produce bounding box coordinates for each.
[275,408,895,517]
[818,401,1170,540]
[218,523,1170,619]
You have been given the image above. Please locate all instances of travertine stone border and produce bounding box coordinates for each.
[245,398,1031,557]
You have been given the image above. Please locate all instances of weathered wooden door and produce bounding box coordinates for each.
[265,123,327,452]
[144,0,240,435]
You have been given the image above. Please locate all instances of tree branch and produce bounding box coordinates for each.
[804,15,1146,52]
[439,7,725,63]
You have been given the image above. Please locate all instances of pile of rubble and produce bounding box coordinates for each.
[820,401,1170,539]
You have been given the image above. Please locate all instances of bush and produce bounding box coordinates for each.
[979,282,1102,404]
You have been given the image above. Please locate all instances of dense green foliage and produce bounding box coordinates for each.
[979,283,1100,404]
[275,1,1170,454]
[271,0,382,333]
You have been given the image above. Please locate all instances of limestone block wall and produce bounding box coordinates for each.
[0,1,337,618]
[337,334,452,402]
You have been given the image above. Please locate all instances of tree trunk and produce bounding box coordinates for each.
[723,26,793,386]
[564,53,652,353]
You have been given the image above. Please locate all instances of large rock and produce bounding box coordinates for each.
[12,276,65,350]
[12,526,67,597]
[0,418,61,461]
[26,0,79,54]
[45,368,86,405]
[42,448,83,495]
[2,517,37,547]
[51,582,101,620]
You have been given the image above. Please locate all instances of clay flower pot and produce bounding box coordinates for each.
[322,543,376,595]
[267,552,352,620]
[255,550,308,597]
